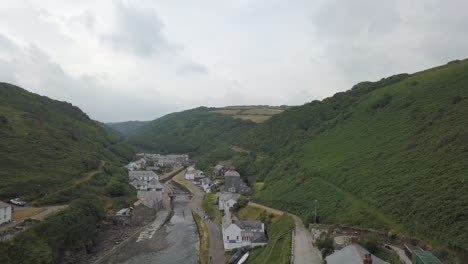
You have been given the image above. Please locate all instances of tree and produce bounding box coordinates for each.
[315,232,335,258]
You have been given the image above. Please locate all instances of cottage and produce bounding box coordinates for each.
[201,178,213,193]
[325,244,390,264]
[185,166,196,180]
[148,178,164,192]
[214,164,227,177]
[218,193,240,211]
[129,170,159,181]
[223,219,267,250]
[224,170,250,193]
[0,200,12,225]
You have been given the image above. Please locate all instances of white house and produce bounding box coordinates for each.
[201,178,212,193]
[0,200,12,225]
[218,193,240,211]
[129,170,159,182]
[185,166,196,180]
[223,219,267,250]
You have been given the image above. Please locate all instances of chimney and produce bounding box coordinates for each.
[363,253,372,264]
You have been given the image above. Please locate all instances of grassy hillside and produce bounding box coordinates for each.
[211,105,286,123]
[233,59,468,261]
[126,107,257,154]
[106,120,150,136]
[0,83,134,202]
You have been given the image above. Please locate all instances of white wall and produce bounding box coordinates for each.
[0,206,12,225]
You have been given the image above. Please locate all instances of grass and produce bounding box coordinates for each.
[12,208,46,221]
[242,108,284,115]
[192,211,209,264]
[254,182,265,192]
[246,214,294,264]
[238,59,468,262]
[0,83,134,202]
[238,203,282,223]
[209,106,284,123]
[233,115,271,123]
[201,193,221,224]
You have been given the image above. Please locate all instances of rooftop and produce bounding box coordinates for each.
[325,244,389,264]
[225,170,240,177]
[0,200,11,209]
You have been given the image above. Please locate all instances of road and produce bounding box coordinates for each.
[175,173,225,264]
[0,205,68,232]
[248,202,322,264]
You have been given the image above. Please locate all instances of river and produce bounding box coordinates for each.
[104,194,198,264]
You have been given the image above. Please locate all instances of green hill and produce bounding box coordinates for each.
[0,83,134,203]
[230,59,468,260]
[193,59,468,261]
[106,120,150,136]
[125,107,257,154]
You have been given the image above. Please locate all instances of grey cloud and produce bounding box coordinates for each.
[176,61,209,76]
[310,0,468,83]
[0,33,173,122]
[101,0,176,56]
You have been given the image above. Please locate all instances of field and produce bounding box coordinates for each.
[192,211,209,264]
[211,106,285,123]
[12,208,46,221]
[246,214,294,264]
[201,193,221,224]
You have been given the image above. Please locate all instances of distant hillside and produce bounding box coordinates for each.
[0,83,134,202]
[106,120,150,135]
[125,107,257,154]
[211,105,287,123]
[197,59,468,262]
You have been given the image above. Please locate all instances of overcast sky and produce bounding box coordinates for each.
[0,0,467,122]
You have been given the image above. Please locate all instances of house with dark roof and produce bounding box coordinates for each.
[0,200,12,225]
[224,170,250,193]
[223,218,268,250]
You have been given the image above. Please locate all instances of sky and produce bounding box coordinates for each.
[0,0,467,122]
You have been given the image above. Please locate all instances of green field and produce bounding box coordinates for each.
[210,106,285,123]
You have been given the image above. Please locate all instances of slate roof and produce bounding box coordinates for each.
[0,200,11,209]
[201,178,212,184]
[129,170,158,178]
[325,244,389,264]
[225,170,240,177]
[238,220,263,230]
[214,164,224,171]
[219,193,240,202]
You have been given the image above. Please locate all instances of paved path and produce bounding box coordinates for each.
[291,215,322,264]
[248,202,322,264]
[388,245,412,264]
[175,173,225,264]
[0,205,68,232]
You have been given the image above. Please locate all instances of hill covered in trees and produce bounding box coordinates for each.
[125,107,257,154]
[197,59,468,261]
[0,83,134,202]
[105,120,150,136]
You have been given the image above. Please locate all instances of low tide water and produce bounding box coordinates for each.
[106,195,198,264]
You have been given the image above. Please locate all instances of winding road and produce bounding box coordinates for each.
[174,173,225,264]
[248,202,322,264]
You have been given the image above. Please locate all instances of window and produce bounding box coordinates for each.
[227,236,229,240]
[237,236,239,240]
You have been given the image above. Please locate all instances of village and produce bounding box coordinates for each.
[0,152,443,264]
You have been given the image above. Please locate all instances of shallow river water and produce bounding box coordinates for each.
[105,194,198,264]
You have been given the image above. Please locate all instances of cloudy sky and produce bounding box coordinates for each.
[0,0,467,122]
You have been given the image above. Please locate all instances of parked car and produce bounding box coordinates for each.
[10,198,26,206]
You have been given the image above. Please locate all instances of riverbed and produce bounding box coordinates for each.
[104,194,198,264]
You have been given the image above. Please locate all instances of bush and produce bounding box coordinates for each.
[315,232,335,258]
[233,196,249,212]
